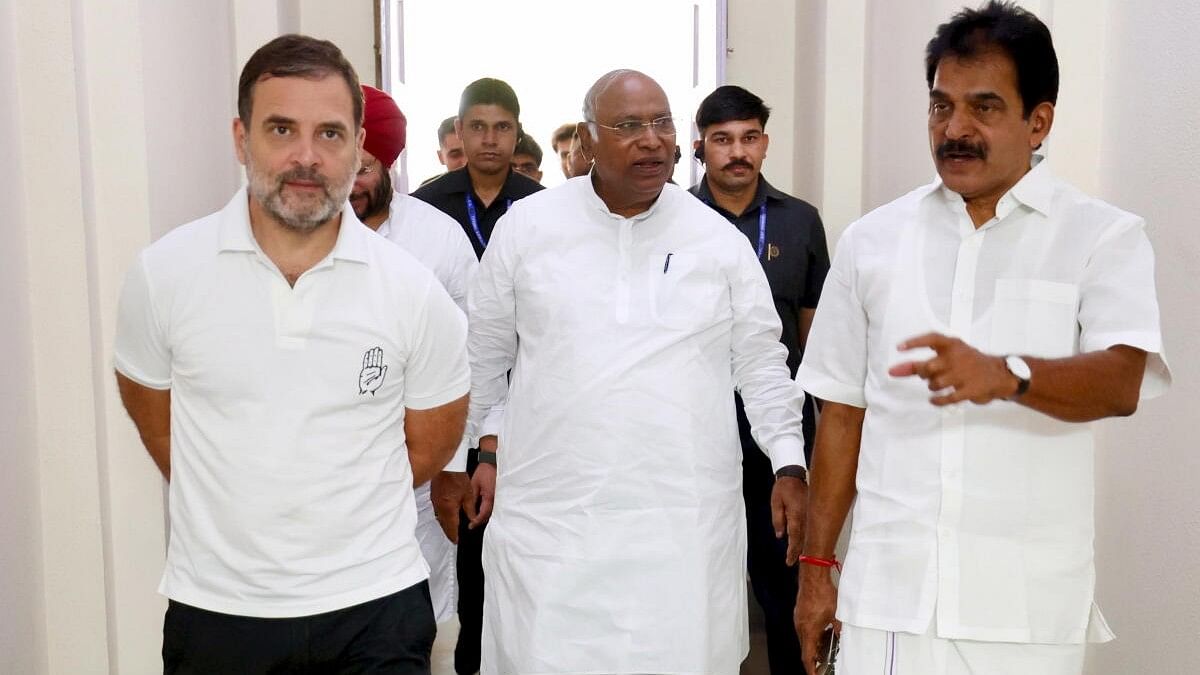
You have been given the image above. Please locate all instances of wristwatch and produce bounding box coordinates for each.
[1004,355,1032,399]
[775,465,807,482]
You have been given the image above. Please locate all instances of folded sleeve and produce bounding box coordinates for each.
[1077,215,1171,399]
[795,226,869,408]
[402,276,470,410]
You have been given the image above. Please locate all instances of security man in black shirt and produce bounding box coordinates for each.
[410,77,542,675]
[412,78,542,260]
[689,85,830,675]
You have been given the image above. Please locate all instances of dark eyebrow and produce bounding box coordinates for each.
[261,114,297,128]
[967,92,1005,105]
[318,120,350,133]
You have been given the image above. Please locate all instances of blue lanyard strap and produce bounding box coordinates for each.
[465,194,513,249]
[755,203,767,260]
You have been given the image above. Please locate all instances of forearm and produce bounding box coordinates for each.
[406,395,469,486]
[115,371,172,481]
[1017,346,1146,422]
[802,402,864,558]
[142,434,171,481]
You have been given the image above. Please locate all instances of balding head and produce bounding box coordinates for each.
[578,69,676,217]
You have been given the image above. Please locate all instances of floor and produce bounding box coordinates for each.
[429,584,773,675]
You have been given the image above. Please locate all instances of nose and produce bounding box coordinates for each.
[944,107,974,140]
[290,135,320,167]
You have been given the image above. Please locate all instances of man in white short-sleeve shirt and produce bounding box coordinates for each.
[351,84,481,624]
[794,4,1170,675]
[114,35,469,674]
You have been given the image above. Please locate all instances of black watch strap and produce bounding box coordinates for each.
[775,465,807,481]
[477,450,497,466]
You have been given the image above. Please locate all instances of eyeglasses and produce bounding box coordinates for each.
[357,161,378,177]
[590,116,678,139]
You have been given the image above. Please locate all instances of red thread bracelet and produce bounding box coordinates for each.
[798,555,843,572]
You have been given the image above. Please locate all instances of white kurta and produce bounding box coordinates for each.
[797,159,1170,644]
[378,190,479,622]
[467,176,804,675]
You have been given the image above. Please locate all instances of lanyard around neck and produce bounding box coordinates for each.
[465,194,513,249]
[753,203,767,260]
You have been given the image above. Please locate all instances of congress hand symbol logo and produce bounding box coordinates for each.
[358,347,388,395]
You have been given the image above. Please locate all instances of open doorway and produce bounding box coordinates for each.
[380,0,726,191]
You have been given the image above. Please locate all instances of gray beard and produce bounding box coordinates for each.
[245,154,357,232]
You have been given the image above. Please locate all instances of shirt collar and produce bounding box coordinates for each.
[217,187,370,264]
[692,174,782,216]
[932,153,1053,219]
[582,174,669,222]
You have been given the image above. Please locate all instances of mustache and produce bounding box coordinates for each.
[722,159,754,172]
[936,139,986,160]
[277,167,328,190]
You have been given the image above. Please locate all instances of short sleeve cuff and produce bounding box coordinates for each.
[113,357,171,390]
[767,436,806,473]
[403,376,470,410]
[1079,331,1171,400]
[795,364,867,408]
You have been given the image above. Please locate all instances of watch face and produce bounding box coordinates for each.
[1006,355,1032,380]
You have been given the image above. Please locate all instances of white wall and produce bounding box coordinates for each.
[1090,3,1200,674]
[0,1,48,672]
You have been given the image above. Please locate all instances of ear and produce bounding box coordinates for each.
[576,122,595,156]
[761,132,770,159]
[232,117,248,166]
[1028,101,1054,149]
[356,125,366,153]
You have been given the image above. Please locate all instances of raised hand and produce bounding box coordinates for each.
[888,332,1015,405]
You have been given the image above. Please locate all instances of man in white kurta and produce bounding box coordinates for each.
[466,70,805,675]
[794,5,1170,675]
[353,84,481,622]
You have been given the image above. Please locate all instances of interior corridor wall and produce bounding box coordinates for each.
[0,1,47,672]
[1090,3,1200,674]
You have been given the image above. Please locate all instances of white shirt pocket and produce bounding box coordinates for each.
[647,252,723,331]
[990,279,1080,358]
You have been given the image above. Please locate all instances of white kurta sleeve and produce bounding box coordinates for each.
[113,250,172,389]
[1078,215,1171,398]
[444,220,480,316]
[796,224,869,408]
[466,211,520,447]
[442,217,481,471]
[728,238,806,472]
[402,276,470,410]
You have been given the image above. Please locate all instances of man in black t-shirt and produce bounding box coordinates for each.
[690,85,830,675]
[410,76,541,675]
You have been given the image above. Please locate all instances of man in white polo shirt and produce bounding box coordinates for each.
[351,84,482,626]
[114,35,469,674]
[794,3,1170,674]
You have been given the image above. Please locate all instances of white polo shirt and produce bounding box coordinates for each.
[798,159,1170,644]
[114,188,470,618]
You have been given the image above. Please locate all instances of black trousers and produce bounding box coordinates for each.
[454,447,486,675]
[162,581,435,675]
[737,392,817,675]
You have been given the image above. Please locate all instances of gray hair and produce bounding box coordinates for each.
[581,69,642,140]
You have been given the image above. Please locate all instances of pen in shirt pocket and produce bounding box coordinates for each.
[663,253,673,274]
